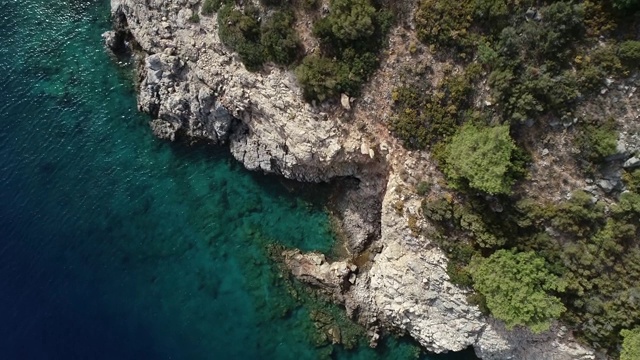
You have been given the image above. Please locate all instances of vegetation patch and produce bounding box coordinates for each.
[621,328,640,360]
[469,249,566,333]
[441,123,519,195]
[296,0,393,102]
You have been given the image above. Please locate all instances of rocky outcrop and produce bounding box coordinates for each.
[107,0,379,183]
[287,164,598,360]
[106,1,601,359]
[283,250,357,302]
[106,0,386,252]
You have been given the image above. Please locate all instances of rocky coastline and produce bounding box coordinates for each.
[105,1,602,358]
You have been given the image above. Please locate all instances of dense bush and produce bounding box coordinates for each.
[621,328,640,360]
[469,250,566,333]
[295,0,393,101]
[618,40,640,68]
[323,0,376,41]
[217,4,302,71]
[202,0,222,15]
[217,4,264,71]
[389,64,482,149]
[415,0,475,50]
[442,123,519,195]
[261,11,301,66]
[575,118,618,165]
[612,0,640,10]
[260,0,289,6]
[295,56,343,101]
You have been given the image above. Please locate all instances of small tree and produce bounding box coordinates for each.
[295,56,342,101]
[621,328,640,360]
[261,11,300,66]
[326,0,376,41]
[469,250,566,333]
[443,123,518,195]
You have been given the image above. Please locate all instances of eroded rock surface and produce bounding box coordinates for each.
[286,159,599,360]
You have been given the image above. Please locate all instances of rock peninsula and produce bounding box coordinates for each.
[105,0,604,358]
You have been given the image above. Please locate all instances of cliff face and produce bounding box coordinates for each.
[106,1,600,358]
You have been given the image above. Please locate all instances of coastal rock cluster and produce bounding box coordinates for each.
[106,0,602,359]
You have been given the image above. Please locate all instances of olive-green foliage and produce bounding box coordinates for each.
[519,189,640,350]
[623,169,640,192]
[260,0,288,6]
[612,0,640,10]
[621,328,640,360]
[217,4,301,71]
[575,118,618,165]
[422,197,508,249]
[423,182,640,351]
[618,40,640,68]
[415,181,431,196]
[577,45,623,90]
[189,12,201,23]
[389,64,482,149]
[469,250,566,333]
[443,123,518,195]
[295,0,392,102]
[217,4,264,71]
[415,0,475,51]
[261,11,300,65]
[484,2,585,123]
[325,0,376,41]
[295,56,342,101]
[202,0,222,15]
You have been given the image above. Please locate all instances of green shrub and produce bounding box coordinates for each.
[202,0,222,15]
[443,123,519,195]
[577,45,622,89]
[469,250,567,333]
[189,12,201,23]
[260,0,288,6]
[623,169,640,192]
[521,2,585,60]
[325,0,376,41]
[261,11,301,65]
[217,4,265,71]
[390,65,482,149]
[295,56,342,102]
[415,0,475,50]
[296,0,392,102]
[621,328,640,360]
[612,0,640,10]
[575,118,618,163]
[618,40,640,68]
[415,181,431,196]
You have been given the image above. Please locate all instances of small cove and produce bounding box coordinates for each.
[0,0,478,359]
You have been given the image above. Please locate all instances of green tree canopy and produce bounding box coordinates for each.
[612,0,640,10]
[295,56,342,101]
[469,250,566,333]
[443,123,518,195]
[621,328,640,360]
[326,0,376,41]
[261,11,300,65]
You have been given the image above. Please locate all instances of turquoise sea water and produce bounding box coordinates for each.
[0,0,478,359]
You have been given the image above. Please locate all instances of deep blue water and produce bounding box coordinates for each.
[0,0,478,359]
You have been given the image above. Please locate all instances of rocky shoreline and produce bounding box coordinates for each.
[104,1,601,358]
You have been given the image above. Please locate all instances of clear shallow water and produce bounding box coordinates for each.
[0,0,478,359]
